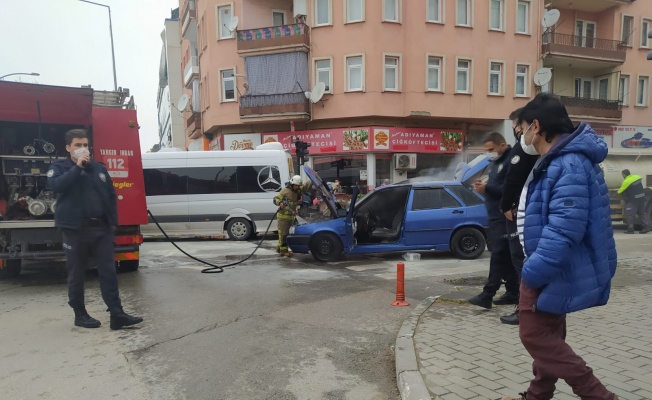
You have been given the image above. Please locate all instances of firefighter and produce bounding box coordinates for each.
[273,175,311,257]
[48,129,143,330]
[618,169,651,234]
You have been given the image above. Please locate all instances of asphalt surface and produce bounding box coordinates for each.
[0,236,485,400]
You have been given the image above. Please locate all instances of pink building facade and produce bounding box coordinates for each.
[178,0,651,191]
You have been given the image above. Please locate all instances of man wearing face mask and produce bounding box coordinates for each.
[47,129,143,330]
[496,108,540,325]
[468,132,519,310]
[500,94,618,400]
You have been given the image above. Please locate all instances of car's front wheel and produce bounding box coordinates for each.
[310,232,343,262]
[450,227,486,260]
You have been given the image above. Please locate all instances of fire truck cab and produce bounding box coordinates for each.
[0,82,148,278]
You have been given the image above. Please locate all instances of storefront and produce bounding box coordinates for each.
[261,126,465,193]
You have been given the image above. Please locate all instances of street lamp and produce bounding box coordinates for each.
[79,0,117,90]
[0,72,40,80]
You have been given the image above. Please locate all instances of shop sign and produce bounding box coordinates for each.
[593,127,613,148]
[223,133,261,150]
[261,127,464,154]
[613,126,652,150]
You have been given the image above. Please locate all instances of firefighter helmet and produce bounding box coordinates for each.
[290,175,302,186]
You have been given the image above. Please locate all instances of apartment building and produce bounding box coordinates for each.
[178,0,651,191]
[157,9,185,149]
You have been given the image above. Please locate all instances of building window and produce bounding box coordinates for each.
[346,55,364,91]
[315,58,332,93]
[456,59,471,93]
[489,62,503,95]
[221,69,235,102]
[622,15,634,46]
[427,0,442,23]
[575,20,596,48]
[383,55,400,91]
[456,0,471,26]
[574,78,593,99]
[642,19,651,48]
[516,1,529,34]
[217,4,234,40]
[637,76,649,107]
[272,10,285,26]
[346,0,364,23]
[515,64,528,97]
[383,0,399,22]
[619,75,630,106]
[598,78,609,100]
[427,56,442,92]
[314,0,332,26]
[490,0,503,31]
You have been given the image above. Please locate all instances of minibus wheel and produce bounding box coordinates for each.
[226,218,252,241]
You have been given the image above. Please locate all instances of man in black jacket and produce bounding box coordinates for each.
[48,129,142,330]
[497,108,540,325]
[468,132,519,309]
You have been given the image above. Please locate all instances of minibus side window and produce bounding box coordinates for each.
[143,168,188,196]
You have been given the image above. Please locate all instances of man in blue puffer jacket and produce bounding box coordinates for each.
[501,94,619,400]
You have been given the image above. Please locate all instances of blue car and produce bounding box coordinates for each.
[287,156,490,262]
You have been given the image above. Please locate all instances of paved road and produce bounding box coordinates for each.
[0,238,487,400]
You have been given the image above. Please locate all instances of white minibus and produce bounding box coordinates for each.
[141,143,293,240]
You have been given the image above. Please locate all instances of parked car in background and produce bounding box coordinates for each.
[287,156,490,262]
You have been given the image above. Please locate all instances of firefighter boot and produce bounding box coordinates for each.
[74,307,101,329]
[110,309,143,330]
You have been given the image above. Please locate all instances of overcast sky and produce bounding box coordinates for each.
[0,0,179,152]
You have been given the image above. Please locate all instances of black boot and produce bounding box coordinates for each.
[493,292,519,305]
[640,228,651,234]
[500,305,520,325]
[74,308,101,328]
[110,309,143,330]
[468,293,493,309]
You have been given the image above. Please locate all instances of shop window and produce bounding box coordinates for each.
[312,155,369,194]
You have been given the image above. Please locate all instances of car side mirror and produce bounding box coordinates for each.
[337,209,347,218]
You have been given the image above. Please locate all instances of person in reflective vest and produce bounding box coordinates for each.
[273,175,311,257]
[618,169,651,234]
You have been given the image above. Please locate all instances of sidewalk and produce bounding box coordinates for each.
[396,256,652,400]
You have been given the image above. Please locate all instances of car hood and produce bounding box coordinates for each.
[303,166,338,217]
[454,155,491,185]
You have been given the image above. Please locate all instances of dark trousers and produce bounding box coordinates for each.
[519,283,614,400]
[506,217,524,280]
[624,197,651,230]
[482,218,519,296]
[62,226,122,313]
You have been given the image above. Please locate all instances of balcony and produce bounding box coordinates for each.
[181,0,196,38]
[184,56,199,88]
[548,0,631,13]
[237,23,310,56]
[185,111,202,138]
[239,93,310,121]
[559,96,622,121]
[542,33,626,68]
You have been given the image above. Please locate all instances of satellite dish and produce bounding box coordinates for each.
[533,68,553,87]
[176,93,189,111]
[542,9,560,29]
[228,16,239,32]
[309,82,326,103]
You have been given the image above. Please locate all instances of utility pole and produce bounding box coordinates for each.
[79,0,118,90]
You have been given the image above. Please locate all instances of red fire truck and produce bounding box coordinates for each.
[0,81,148,278]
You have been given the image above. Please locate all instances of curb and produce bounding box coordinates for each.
[395,295,439,400]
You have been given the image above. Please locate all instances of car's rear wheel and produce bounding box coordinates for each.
[310,232,343,262]
[450,227,485,260]
[226,218,253,241]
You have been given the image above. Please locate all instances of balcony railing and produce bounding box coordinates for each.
[559,96,622,120]
[237,23,310,54]
[184,56,199,88]
[542,32,626,63]
[239,93,309,118]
